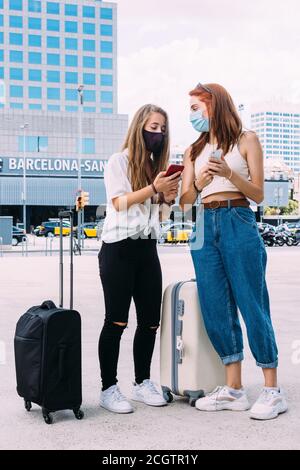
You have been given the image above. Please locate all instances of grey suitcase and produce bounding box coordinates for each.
[160,280,226,406]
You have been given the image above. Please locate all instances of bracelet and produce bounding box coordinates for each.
[193,180,202,193]
[151,182,158,194]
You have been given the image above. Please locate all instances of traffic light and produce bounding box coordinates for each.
[75,191,90,211]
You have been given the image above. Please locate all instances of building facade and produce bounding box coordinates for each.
[0,0,128,230]
[251,103,300,174]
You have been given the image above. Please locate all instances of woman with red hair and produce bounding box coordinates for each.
[180,83,287,420]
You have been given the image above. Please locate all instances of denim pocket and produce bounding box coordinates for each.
[232,207,256,226]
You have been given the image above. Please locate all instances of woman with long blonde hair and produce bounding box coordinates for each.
[98,104,181,414]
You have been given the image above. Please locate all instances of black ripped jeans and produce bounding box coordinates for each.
[98,235,162,391]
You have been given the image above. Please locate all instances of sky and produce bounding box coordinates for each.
[115,0,300,147]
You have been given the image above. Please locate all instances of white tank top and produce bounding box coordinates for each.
[194,140,249,198]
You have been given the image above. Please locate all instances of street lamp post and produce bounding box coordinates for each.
[20,124,29,233]
[77,85,84,249]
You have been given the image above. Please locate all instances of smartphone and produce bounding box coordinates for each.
[165,164,185,177]
[210,149,223,160]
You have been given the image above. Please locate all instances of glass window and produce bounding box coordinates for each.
[0,14,2,26]
[10,67,23,80]
[101,91,113,103]
[28,0,41,12]
[84,90,96,102]
[0,0,3,8]
[101,58,113,70]
[0,66,3,79]
[83,56,95,68]
[47,88,60,100]
[83,73,95,85]
[101,108,113,114]
[47,36,60,48]
[0,33,3,44]
[78,138,95,154]
[28,52,41,64]
[47,19,60,31]
[83,39,95,52]
[19,136,48,151]
[47,2,59,14]
[29,103,42,110]
[10,50,23,63]
[11,102,23,109]
[47,53,60,65]
[29,69,41,81]
[100,41,113,53]
[65,89,77,101]
[65,4,77,16]
[48,104,60,111]
[0,50,3,61]
[9,0,23,11]
[10,85,23,97]
[65,21,77,33]
[83,23,95,35]
[66,105,78,112]
[9,33,23,45]
[101,8,113,20]
[65,38,78,50]
[29,86,41,99]
[65,71,78,84]
[83,6,95,18]
[28,34,41,47]
[9,15,23,28]
[84,106,96,113]
[100,25,113,36]
[65,54,78,67]
[28,18,42,30]
[101,74,113,86]
[47,70,60,82]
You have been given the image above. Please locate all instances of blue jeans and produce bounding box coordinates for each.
[190,204,278,368]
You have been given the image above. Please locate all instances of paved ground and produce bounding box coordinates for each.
[0,244,300,450]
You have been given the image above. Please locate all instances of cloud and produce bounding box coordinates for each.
[118,35,300,147]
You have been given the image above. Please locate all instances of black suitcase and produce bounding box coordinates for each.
[14,210,84,424]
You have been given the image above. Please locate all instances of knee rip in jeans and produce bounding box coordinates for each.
[112,321,127,328]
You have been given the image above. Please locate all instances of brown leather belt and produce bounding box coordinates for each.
[202,198,250,210]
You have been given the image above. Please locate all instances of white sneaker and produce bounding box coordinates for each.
[100,385,134,414]
[250,387,288,420]
[195,386,250,412]
[132,380,167,407]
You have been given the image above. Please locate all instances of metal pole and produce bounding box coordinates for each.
[77,85,84,250]
[20,124,28,233]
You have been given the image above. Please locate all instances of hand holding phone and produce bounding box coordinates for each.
[210,149,223,160]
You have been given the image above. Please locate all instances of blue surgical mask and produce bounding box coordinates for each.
[190,110,210,132]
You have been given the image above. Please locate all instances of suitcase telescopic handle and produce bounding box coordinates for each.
[58,210,74,310]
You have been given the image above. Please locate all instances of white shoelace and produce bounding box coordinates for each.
[141,380,160,396]
[257,389,279,404]
[112,386,127,402]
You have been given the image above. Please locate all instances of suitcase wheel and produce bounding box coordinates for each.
[42,408,53,425]
[24,400,32,412]
[163,390,174,404]
[73,408,84,420]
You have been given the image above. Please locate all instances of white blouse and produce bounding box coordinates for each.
[101,149,170,243]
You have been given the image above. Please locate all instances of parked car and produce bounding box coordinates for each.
[12,226,27,246]
[74,222,98,239]
[96,219,105,240]
[39,220,71,237]
[159,222,194,244]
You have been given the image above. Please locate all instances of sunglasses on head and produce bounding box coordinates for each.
[196,83,213,94]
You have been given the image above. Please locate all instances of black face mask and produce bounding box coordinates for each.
[142,130,165,156]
